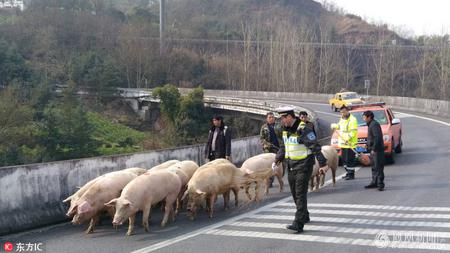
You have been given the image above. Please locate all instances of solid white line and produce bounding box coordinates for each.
[250,215,450,228]
[205,229,450,251]
[265,208,450,219]
[228,221,450,238]
[277,203,450,212]
[131,168,360,253]
[395,111,450,126]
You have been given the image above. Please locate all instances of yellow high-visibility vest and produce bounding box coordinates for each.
[282,131,312,160]
[337,114,358,148]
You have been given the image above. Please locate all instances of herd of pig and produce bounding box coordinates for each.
[63,147,338,236]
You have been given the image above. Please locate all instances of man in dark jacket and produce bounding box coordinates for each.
[299,111,316,136]
[205,115,232,161]
[275,106,328,233]
[260,112,280,153]
[260,112,281,187]
[363,110,385,191]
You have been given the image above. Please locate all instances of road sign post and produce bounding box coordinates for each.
[364,80,370,97]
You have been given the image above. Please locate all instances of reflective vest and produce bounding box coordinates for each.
[337,114,358,148]
[282,124,312,160]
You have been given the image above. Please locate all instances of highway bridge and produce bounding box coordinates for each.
[1,91,450,253]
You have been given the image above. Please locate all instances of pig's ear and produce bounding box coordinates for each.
[66,206,77,217]
[196,189,206,195]
[123,199,131,207]
[77,201,92,214]
[62,196,72,203]
[104,198,118,207]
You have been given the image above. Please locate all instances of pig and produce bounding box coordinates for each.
[309,145,338,191]
[70,171,138,234]
[63,167,146,218]
[164,161,199,214]
[148,160,180,171]
[183,161,246,220]
[105,170,182,236]
[240,153,284,201]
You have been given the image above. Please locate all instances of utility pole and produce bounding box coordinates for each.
[159,0,166,56]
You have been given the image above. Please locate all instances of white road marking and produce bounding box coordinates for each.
[265,207,450,219]
[205,229,450,251]
[228,221,450,239]
[283,203,450,212]
[396,112,450,126]
[250,214,450,228]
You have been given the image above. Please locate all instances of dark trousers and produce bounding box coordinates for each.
[287,163,313,226]
[370,151,385,188]
[342,148,356,169]
[208,151,224,161]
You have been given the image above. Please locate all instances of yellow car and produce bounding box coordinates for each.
[329,91,364,112]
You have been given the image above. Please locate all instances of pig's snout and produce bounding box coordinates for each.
[112,221,122,226]
[112,216,123,226]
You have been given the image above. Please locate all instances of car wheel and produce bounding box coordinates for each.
[394,136,402,153]
[385,138,395,164]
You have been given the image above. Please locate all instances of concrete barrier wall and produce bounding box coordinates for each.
[0,137,261,236]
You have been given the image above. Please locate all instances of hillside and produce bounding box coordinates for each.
[156,0,404,44]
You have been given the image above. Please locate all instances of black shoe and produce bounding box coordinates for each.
[365,184,377,189]
[342,173,349,179]
[378,187,385,191]
[305,217,310,223]
[286,224,304,233]
[345,173,355,180]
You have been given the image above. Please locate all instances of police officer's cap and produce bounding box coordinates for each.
[276,106,295,117]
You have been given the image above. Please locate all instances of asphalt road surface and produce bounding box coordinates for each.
[2,101,450,253]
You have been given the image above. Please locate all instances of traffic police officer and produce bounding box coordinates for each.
[274,106,328,233]
[331,105,358,180]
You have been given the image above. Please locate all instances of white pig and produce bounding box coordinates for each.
[240,153,284,201]
[164,161,199,214]
[183,161,246,220]
[105,170,182,236]
[148,160,180,171]
[309,145,338,191]
[63,167,146,218]
[70,171,138,234]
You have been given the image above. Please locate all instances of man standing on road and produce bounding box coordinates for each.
[363,110,385,191]
[205,115,232,162]
[331,105,358,180]
[299,111,316,135]
[274,106,328,233]
[260,112,281,188]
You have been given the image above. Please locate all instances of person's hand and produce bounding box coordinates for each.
[330,123,338,130]
[319,165,329,175]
